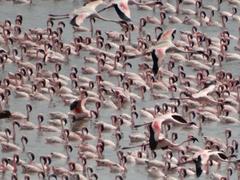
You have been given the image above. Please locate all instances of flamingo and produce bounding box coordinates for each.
[50,145,73,160]
[69,96,99,121]
[123,124,198,151]
[181,80,218,105]
[21,152,44,174]
[62,129,82,142]
[0,158,14,173]
[147,125,198,151]
[49,0,120,36]
[109,156,127,173]
[37,114,61,132]
[182,150,237,177]
[1,135,28,152]
[76,127,96,141]
[135,112,195,133]
[7,154,20,174]
[178,167,196,179]
[11,104,32,121]
[143,29,203,75]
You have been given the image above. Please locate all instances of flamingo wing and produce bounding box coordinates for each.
[192,83,215,99]
[159,29,176,42]
[70,12,91,27]
[114,0,131,21]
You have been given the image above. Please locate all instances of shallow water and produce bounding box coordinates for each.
[0,0,240,180]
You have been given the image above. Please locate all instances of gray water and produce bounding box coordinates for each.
[0,0,240,179]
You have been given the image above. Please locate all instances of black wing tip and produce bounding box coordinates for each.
[70,16,79,27]
[0,110,12,119]
[70,100,79,110]
[172,115,187,124]
[151,50,159,75]
[114,4,131,22]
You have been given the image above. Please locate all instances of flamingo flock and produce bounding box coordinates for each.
[0,0,240,179]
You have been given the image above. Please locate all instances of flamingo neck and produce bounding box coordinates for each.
[152,121,161,134]
[80,98,90,114]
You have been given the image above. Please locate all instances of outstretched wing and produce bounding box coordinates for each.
[70,12,90,27]
[192,83,216,99]
[114,0,131,21]
[159,29,176,42]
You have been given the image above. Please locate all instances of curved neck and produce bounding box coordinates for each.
[81,97,90,114]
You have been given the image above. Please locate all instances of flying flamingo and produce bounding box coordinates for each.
[181,149,238,177]
[123,124,198,151]
[134,112,196,134]
[144,29,204,75]
[49,0,120,36]
[98,0,158,21]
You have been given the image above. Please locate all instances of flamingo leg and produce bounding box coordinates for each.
[93,13,121,24]
[122,143,148,150]
[49,16,70,21]
[49,13,70,17]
